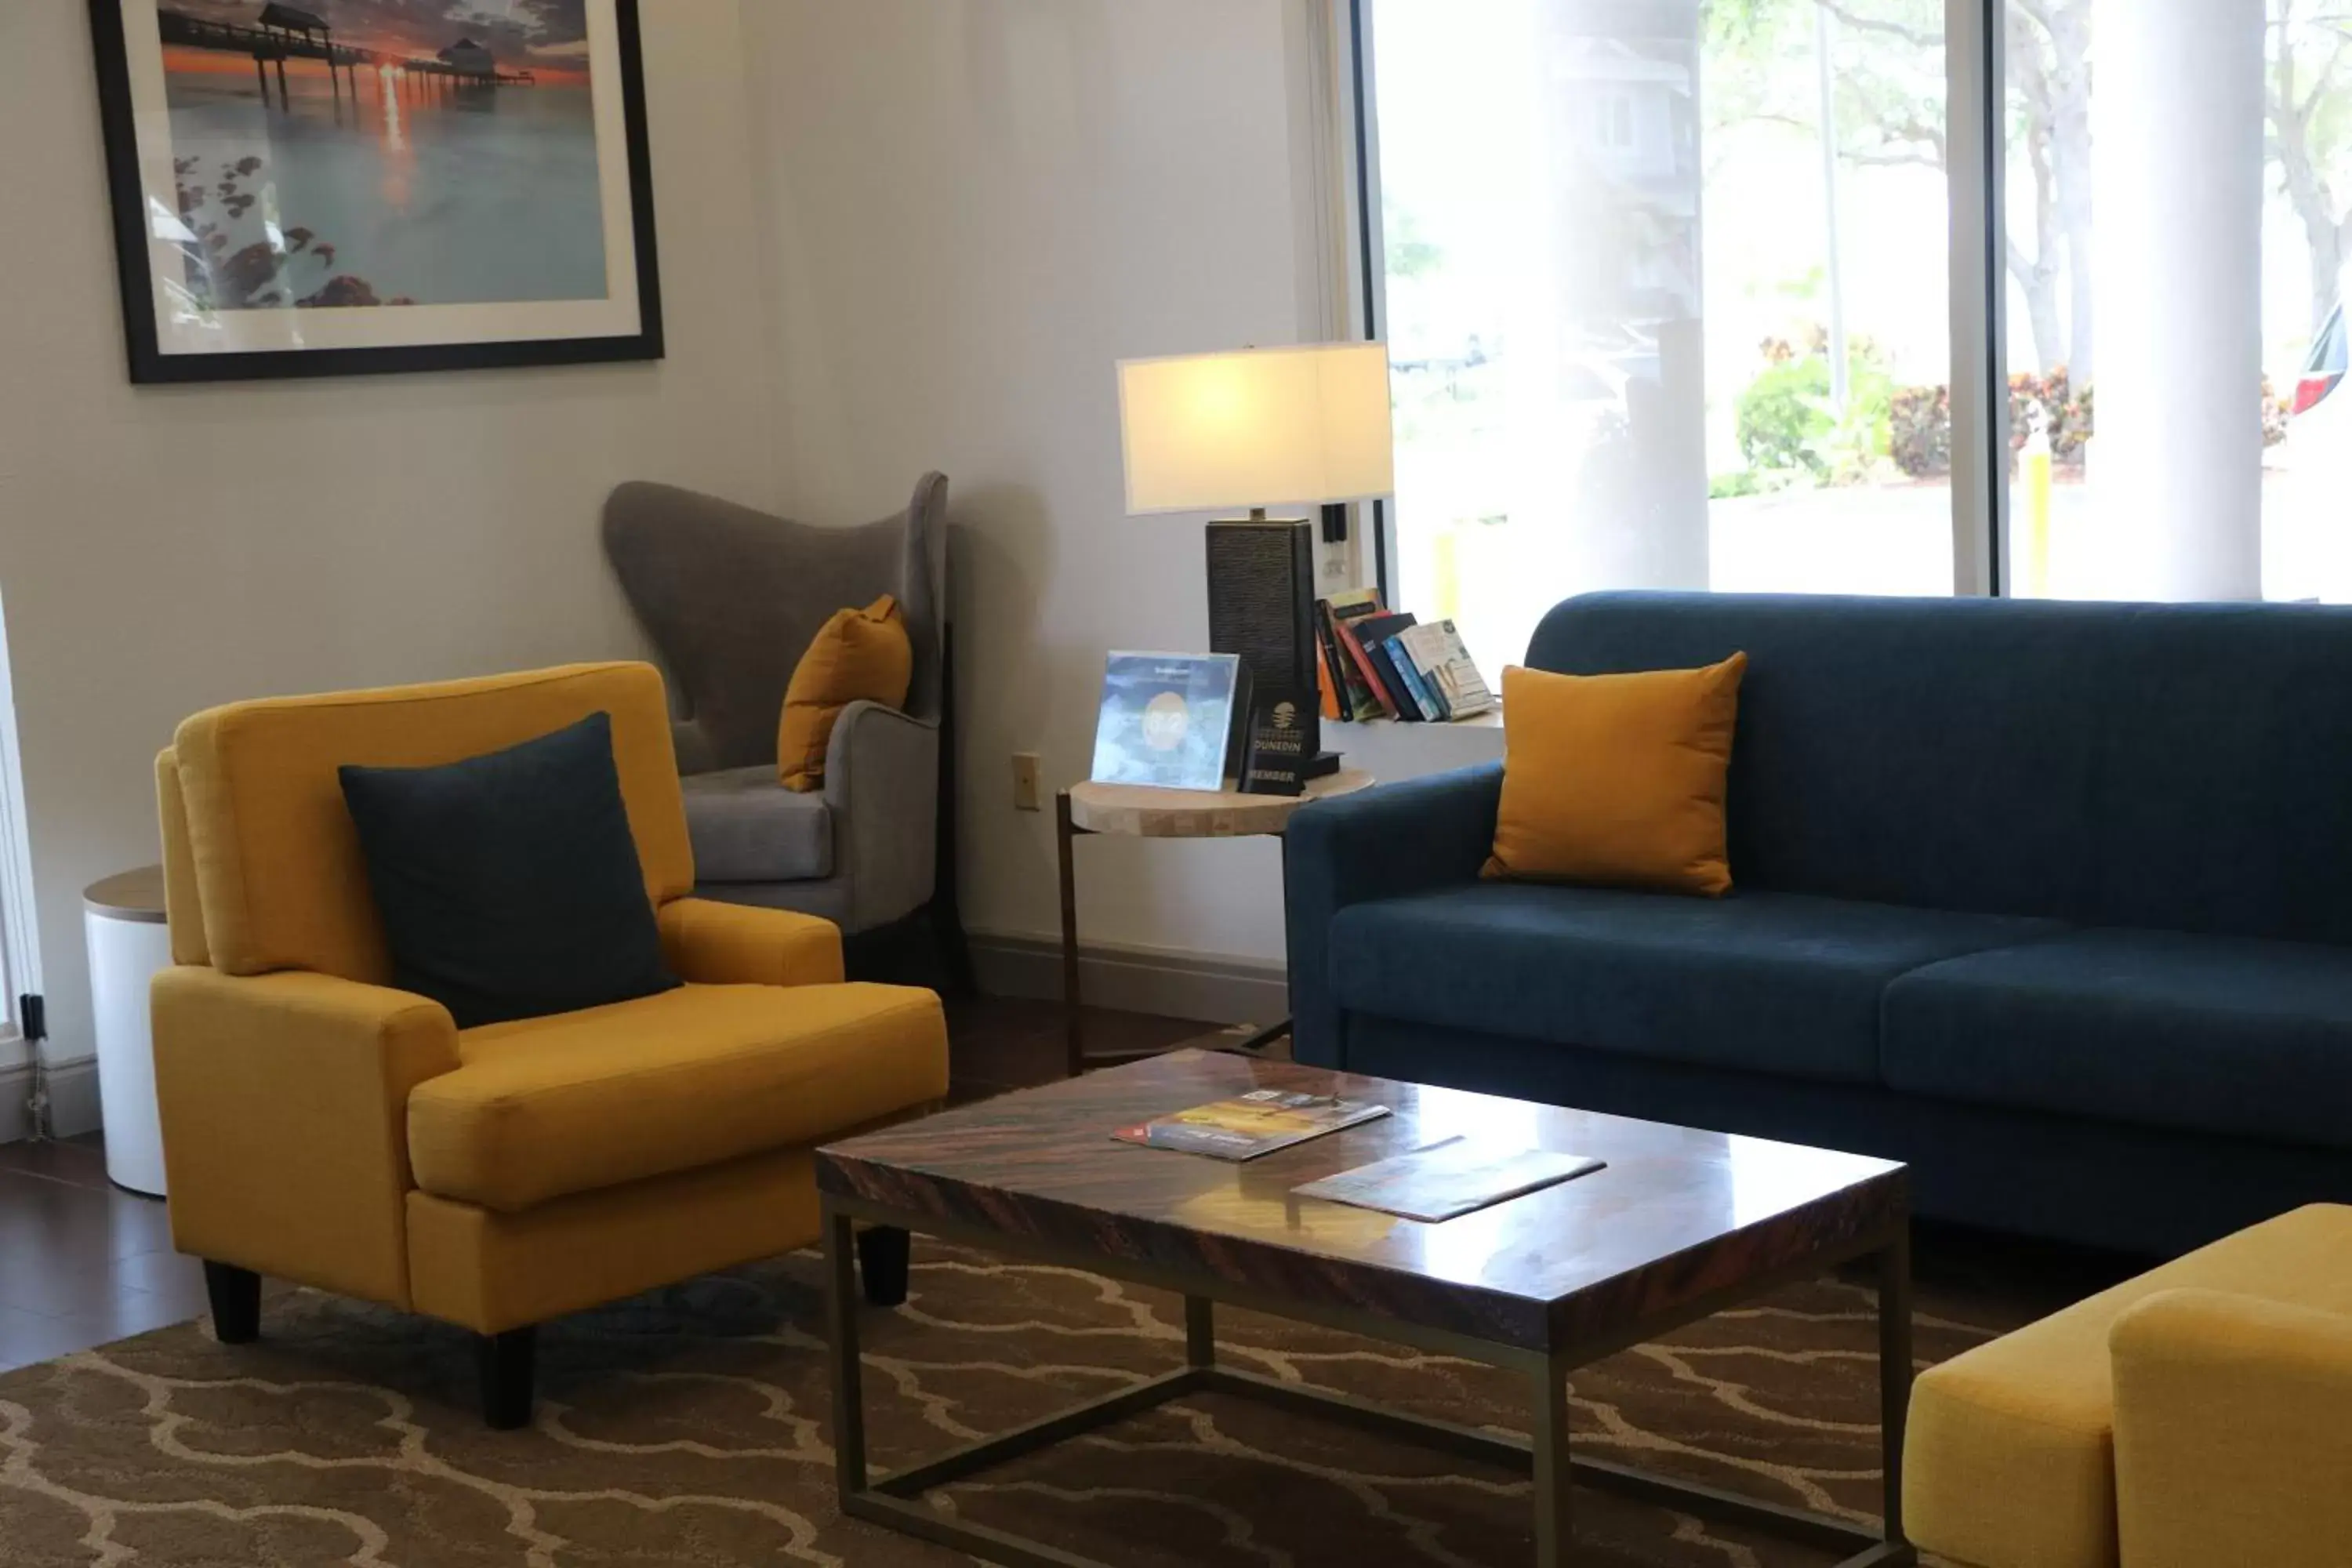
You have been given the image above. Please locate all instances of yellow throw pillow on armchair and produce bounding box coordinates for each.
[778,595,913,793]
[1483,654,1748,897]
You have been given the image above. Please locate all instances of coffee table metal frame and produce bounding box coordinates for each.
[822,1196,1914,1568]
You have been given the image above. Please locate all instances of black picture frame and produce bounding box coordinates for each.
[86,0,664,384]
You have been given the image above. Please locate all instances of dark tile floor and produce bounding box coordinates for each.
[0,997,1219,1376]
[0,1134,210,1374]
[944,995,1253,1101]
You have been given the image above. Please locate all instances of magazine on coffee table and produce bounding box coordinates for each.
[1112,1089,1391,1161]
[1294,1138,1606,1222]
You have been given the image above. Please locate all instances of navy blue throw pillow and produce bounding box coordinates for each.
[339,712,681,1029]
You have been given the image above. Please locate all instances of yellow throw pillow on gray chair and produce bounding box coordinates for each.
[777,594,913,793]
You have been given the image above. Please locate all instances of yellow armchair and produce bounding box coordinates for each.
[1906,1203,2352,1568]
[659,895,847,988]
[153,663,948,1428]
[2110,1289,2352,1568]
[152,967,459,1310]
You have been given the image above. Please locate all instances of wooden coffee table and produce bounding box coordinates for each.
[816,1051,1913,1567]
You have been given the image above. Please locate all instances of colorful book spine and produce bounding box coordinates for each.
[1330,609,1399,719]
[1407,620,1497,718]
[1385,635,1448,720]
[1324,608,1358,720]
[1316,599,1382,720]
[1365,637,1425,720]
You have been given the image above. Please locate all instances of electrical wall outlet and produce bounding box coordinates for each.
[1011,752,1043,812]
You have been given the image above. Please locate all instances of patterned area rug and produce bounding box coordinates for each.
[0,1240,2027,1566]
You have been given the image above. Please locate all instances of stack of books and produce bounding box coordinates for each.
[1316,590,1497,723]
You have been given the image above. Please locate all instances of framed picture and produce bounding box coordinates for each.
[1090,652,1245,792]
[86,0,662,383]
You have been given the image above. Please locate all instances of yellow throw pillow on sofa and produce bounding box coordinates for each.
[1483,654,1748,897]
[778,595,913,793]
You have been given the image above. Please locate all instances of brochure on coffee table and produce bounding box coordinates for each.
[1294,1138,1606,1222]
[1112,1090,1391,1161]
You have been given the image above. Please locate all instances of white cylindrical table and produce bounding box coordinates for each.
[85,866,171,1196]
[1056,768,1375,1075]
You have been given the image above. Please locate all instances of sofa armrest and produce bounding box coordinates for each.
[1283,764,1504,1067]
[659,896,845,988]
[151,966,460,1308]
[2110,1287,2352,1568]
[822,699,940,932]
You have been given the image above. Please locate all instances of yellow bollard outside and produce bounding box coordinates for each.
[2024,423,2053,597]
[1432,524,1462,620]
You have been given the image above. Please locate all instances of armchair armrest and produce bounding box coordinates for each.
[822,699,940,932]
[2111,1287,2352,1568]
[151,967,460,1309]
[659,896,845,987]
[1283,764,1503,1067]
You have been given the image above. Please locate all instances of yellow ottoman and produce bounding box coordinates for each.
[1904,1203,2352,1568]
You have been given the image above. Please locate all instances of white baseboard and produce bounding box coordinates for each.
[0,1058,102,1144]
[971,933,1289,1027]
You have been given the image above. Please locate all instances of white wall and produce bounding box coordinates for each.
[0,0,1470,1094]
[0,0,782,1076]
[745,0,1337,982]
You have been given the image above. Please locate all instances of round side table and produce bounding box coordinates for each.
[84,866,171,1197]
[1056,768,1374,1076]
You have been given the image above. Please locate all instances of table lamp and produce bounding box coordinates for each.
[1116,342,1396,782]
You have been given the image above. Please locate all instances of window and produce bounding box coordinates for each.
[1350,2,2352,649]
[1356,0,1953,677]
[0,584,39,1091]
[1592,93,1636,153]
[1999,0,2352,605]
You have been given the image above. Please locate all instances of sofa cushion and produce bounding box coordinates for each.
[1906,1203,2352,1568]
[1330,884,2063,1084]
[1882,928,2352,1150]
[684,765,834,883]
[407,981,944,1211]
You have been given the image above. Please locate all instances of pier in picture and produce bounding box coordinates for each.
[158,1,607,310]
[90,0,661,379]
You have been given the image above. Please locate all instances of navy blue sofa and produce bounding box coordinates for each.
[1286,592,2352,1257]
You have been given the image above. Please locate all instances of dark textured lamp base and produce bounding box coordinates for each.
[1206,516,1330,771]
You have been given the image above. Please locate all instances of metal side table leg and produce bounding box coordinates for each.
[1058,790,1083,1076]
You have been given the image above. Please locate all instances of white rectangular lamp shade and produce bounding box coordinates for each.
[1117,343,1396,516]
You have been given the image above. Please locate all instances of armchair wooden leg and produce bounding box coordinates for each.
[858,1225,911,1308]
[203,1262,261,1345]
[476,1327,537,1430]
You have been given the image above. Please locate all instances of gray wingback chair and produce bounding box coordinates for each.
[602,477,959,954]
